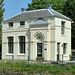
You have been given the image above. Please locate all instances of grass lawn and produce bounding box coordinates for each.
[0,61,75,74]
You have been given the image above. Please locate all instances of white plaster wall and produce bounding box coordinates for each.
[49,17,71,61]
[55,17,71,61]
[29,26,49,61]
[2,18,50,61]
[2,16,71,62]
[2,31,29,60]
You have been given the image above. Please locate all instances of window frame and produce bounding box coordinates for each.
[8,37,13,54]
[9,22,13,27]
[57,43,60,54]
[19,36,25,54]
[63,43,67,55]
[61,21,65,35]
[20,21,25,26]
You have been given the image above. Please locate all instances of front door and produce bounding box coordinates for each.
[37,43,42,57]
[57,43,60,61]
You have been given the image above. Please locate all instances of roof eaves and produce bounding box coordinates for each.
[55,15,72,21]
[54,15,72,21]
[3,12,23,22]
[52,9,72,21]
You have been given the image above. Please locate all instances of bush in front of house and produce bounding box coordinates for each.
[0,61,75,74]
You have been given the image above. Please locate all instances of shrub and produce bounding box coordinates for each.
[0,61,75,74]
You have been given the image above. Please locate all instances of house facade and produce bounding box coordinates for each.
[2,8,71,62]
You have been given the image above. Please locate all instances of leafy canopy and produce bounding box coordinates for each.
[0,0,5,48]
[0,0,5,25]
[27,0,66,14]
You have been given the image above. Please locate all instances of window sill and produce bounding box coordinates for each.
[17,54,25,56]
[7,27,13,29]
[63,54,68,56]
[18,25,25,28]
[6,53,14,56]
[61,34,66,37]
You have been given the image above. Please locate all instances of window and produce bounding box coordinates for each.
[63,43,67,54]
[20,21,25,26]
[8,37,13,53]
[37,18,45,21]
[61,21,65,34]
[19,36,25,54]
[9,22,13,27]
[37,36,41,40]
[57,43,60,54]
[57,43,60,61]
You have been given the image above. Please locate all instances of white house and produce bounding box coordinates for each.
[2,6,72,62]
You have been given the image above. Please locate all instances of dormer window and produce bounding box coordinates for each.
[20,21,25,26]
[36,18,45,21]
[9,22,13,27]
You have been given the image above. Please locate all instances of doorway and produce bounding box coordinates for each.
[37,43,42,57]
[57,43,60,61]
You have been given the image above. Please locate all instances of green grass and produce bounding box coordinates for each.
[0,61,75,74]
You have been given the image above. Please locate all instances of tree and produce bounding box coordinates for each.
[63,0,75,49]
[0,0,5,57]
[0,0,5,25]
[27,0,66,14]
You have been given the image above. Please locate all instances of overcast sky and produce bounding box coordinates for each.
[3,0,32,20]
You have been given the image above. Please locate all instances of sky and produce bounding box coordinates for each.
[3,0,32,20]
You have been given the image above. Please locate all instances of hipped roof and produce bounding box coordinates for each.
[3,9,72,22]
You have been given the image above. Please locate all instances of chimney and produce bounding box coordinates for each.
[21,8,26,12]
[47,4,52,9]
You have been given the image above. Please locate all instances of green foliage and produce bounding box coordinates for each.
[0,40,1,47]
[0,61,75,74]
[49,0,66,14]
[27,0,66,14]
[0,0,5,24]
[0,0,5,49]
[63,0,75,49]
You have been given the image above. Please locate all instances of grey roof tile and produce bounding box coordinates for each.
[3,9,72,22]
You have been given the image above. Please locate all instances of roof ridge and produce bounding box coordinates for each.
[23,9,47,13]
[52,9,72,20]
[48,9,55,16]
